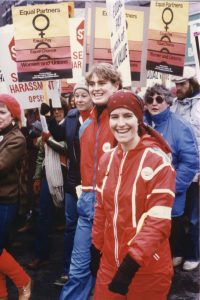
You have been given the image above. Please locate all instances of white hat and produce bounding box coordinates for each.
[171,66,196,84]
[73,81,89,94]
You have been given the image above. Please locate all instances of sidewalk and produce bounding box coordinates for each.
[7,230,200,300]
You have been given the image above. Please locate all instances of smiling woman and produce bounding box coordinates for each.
[73,81,93,113]
[109,108,140,151]
[59,63,122,300]
[91,89,176,300]
[86,63,122,107]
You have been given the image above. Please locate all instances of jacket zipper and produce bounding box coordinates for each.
[113,152,128,267]
[92,118,100,189]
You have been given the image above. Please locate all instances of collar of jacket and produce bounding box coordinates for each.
[91,106,108,121]
[145,108,170,126]
[116,134,158,155]
[0,121,17,135]
[80,109,92,122]
[67,107,92,122]
[67,108,79,118]
[174,92,200,105]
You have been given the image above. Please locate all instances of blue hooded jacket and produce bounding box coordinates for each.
[145,108,198,217]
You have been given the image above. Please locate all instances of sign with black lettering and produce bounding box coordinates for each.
[146,0,189,76]
[84,3,148,87]
[0,24,60,109]
[12,3,72,82]
[106,0,131,87]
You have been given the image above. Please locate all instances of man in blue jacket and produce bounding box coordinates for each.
[144,83,199,271]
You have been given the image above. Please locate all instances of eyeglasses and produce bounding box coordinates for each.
[145,95,164,105]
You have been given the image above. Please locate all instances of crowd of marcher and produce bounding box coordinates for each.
[0,63,199,300]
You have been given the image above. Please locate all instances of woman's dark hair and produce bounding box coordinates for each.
[60,97,69,115]
[68,93,76,109]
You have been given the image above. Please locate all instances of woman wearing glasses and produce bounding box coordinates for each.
[144,84,198,268]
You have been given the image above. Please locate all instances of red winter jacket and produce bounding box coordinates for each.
[79,107,116,192]
[92,135,176,276]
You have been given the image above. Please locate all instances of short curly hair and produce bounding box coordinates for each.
[85,63,122,89]
[144,84,173,105]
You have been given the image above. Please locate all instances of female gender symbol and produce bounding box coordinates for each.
[32,14,50,38]
[162,8,173,32]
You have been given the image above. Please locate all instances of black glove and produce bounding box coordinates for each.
[90,244,102,277]
[108,254,140,295]
[40,99,53,116]
[40,103,50,116]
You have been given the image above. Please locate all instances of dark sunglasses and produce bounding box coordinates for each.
[145,95,164,105]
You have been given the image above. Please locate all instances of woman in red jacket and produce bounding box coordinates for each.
[91,90,176,300]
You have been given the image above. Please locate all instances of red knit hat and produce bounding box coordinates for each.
[107,90,172,155]
[107,89,144,123]
[0,94,21,121]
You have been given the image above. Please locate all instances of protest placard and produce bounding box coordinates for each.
[12,3,72,82]
[0,70,7,93]
[147,0,189,76]
[106,0,131,87]
[0,25,61,109]
[68,17,84,82]
[84,3,148,87]
[125,5,149,86]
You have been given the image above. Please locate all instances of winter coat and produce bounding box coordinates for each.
[145,108,198,217]
[0,123,26,204]
[33,136,67,189]
[49,108,91,195]
[79,107,116,192]
[171,92,200,181]
[63,109,81,192]
[92,135,176,278]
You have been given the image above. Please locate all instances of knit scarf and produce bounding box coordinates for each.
[45,143,64,207]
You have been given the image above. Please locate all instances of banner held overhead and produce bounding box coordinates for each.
[12,3,72,82]
[106,0,131,87]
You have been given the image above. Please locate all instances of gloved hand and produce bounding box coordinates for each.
[42,131,51,143]
[108,254,140,295]
[90,244,102,277]
[40,103,51,116]
[33,179,41,194]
